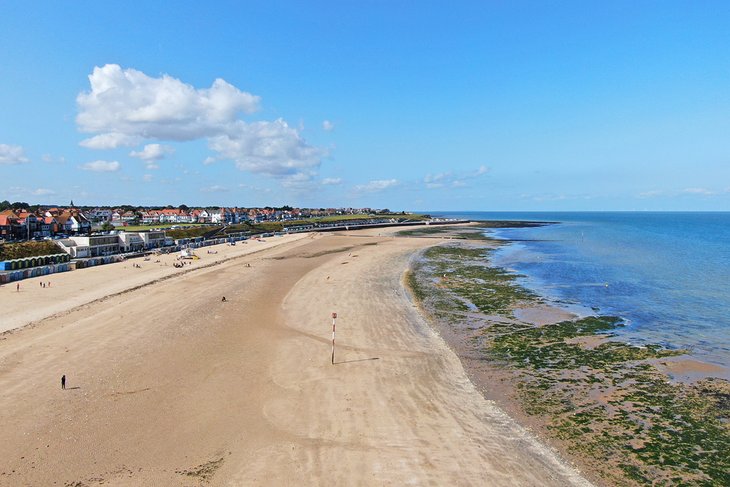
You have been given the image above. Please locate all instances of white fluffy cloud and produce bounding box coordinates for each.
[321,177,342,185]
[76,64,325,181]
[130,143,175,161]
[79,160,120,172]
[79,133,142,149]
[354,179,398,193]
[77,64,259,143]
[0,144,30,165]
[322,120,335,132]
[32,188,56,196]
[208,119,325,178]
[130,143,174,169]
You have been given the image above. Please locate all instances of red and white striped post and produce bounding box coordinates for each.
[331,312,337,365]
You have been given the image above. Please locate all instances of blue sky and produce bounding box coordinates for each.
[1,1,729,211]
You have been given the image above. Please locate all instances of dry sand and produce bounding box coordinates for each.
[0,233,310,334]
[0,230,590,486]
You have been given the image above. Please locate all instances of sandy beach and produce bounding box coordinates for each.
[0,228,589,486]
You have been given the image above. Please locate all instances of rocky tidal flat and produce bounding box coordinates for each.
[407,236,730,486]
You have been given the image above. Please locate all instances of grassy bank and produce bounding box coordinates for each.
[0,241,62,260]
[408,239,730,486]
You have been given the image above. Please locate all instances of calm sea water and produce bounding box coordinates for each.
[429,211,730,372]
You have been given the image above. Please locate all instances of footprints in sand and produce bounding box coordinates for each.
[175,456,226,483]
[110,387,151,397]
[61,456,226,486]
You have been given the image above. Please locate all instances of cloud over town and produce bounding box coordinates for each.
[76,64,325,184]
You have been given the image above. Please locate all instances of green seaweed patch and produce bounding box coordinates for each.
[690,378,730,425]
[491,317,681,370]
[489,321,728,485]
[397,226,496,240]
[406,266,468,322]
[423,245,491,260]
[422,245,537,315]
[473,220,553,229]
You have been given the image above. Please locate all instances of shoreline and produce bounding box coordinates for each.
[403,226,730,485]
[481,222,730,381]
[0,226,590,485]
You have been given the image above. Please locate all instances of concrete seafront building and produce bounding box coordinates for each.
[139,231,168,249]
[56,235,120,258]
[117,232,145,252]
[55,231,169,258]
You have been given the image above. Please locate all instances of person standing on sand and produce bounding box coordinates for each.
[61,375,66,390]
[16,283,20,292]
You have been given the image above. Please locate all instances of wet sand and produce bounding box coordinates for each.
[0,230,589,485]
[653,357,729,383]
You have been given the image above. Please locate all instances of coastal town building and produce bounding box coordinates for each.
[140,210,160,224]
[0,211,18,239]
[117,232,145,252]
[139,230,167,248]
[0,203,395,243]
[86,208,113,221]
[37,216,57,237]
[56,235,120,258]
[54,211,91,234]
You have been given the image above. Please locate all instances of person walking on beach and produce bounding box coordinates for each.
[61,374,66,390]
[16,283,20,292]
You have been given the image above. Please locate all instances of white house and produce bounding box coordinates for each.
[69,214,91,233]
[87,208,113,221]
[117,232,145,252]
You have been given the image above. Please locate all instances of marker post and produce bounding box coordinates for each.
[331,312,337,365]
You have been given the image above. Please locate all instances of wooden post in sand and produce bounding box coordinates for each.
[331,312,337,365]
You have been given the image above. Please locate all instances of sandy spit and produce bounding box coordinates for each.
[0,230,590,486]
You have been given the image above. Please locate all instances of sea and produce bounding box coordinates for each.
[429,211,730,375]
